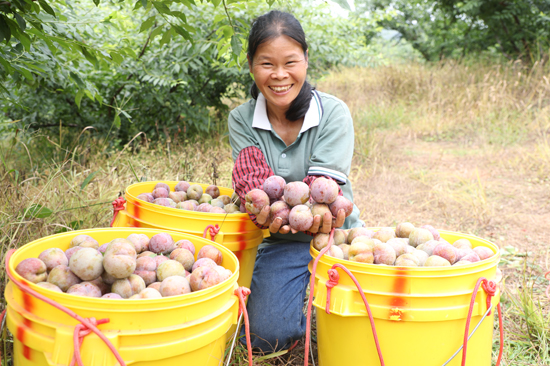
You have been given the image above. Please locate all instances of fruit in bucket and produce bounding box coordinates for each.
[14,230,232,300]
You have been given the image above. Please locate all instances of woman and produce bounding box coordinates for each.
[229,9,364,353]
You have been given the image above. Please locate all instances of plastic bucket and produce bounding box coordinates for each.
[5,228,240,366]
[309,229,501,366]
[112,181,267,290]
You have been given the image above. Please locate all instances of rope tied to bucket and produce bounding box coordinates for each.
[110,197,126,227]
[70,317,110,366]
[462,277,503,366]
[4,249,127,366]
[203,224,220,242]
[325,269,340,314]
[234,287,253,366]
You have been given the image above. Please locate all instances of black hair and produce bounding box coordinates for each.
[248,10,313,122]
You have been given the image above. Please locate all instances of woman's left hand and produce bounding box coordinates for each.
[309,209,346,234]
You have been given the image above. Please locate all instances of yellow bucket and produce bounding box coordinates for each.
[309,229,501,366]
[5,228,240,366]
[112,181,267,290]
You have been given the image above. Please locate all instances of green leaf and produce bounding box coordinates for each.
[38,0,56,17]
[75,89,84,108]
[171,11,186,23]
[17,67,33,81]
[331,0,351,11]
[120,109,132,119]
[140,0,147,8]
[0,56,13,72]
[25,204,53,219]
[174,26,191,40]
[93,0,100,5]
[140,16,156,33]
[81,171,99,191]
[81,47,98,67]
[150,26,163,40]
[211,0,221,7]
[14,13,26,31]
[0,15,12,43]
[18,32,31,51]
[213,14,225,24]
[110,51,123,64]
[69,72,86,89]
[152,1,171,14]
[113,114,121,128]
[231,34,241,57]
[160,27,173,45]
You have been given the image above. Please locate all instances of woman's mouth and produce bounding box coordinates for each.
[269,85,293,94]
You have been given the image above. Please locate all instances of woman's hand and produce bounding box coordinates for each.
[309,209,346,234]
[255,205,297,234]
[256,205,346,235]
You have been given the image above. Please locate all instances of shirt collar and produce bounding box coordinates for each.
[252,92,323,133]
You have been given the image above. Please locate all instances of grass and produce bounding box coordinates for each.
[2,59,550,365]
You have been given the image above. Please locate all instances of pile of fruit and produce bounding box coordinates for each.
[311,222,495,267]
[245,176,353,231]
[136,182,243,214]
[14,232,232,299]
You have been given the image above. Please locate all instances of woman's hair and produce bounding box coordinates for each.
[248,10,313,122]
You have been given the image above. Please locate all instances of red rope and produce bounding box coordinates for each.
[0,308,6,362]
[234,287,253,366]
[461,277,501,366]
[4,249,127,366]
[110,197,126,227]
[324,263,386,365]
[202,224,220,241]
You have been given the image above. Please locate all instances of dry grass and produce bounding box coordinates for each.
[1,59,550,365]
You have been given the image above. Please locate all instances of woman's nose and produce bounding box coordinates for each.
[271,65,288,79]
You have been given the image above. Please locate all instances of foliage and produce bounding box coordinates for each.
[1,0,377,146]
[355,0,550,62]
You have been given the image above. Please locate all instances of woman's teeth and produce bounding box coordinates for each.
[270,85,292,92]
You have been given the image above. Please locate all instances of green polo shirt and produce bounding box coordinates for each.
[229,90,364,244]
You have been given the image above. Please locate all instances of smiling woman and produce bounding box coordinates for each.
[228,9,365,355]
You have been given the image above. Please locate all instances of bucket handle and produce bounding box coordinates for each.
[3,249,127,366]
[224,287,253,366]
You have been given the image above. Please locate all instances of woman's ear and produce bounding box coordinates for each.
[305,50,309,69]
[247,54,252,73]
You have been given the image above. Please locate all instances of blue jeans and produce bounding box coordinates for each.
[239,241,312,353]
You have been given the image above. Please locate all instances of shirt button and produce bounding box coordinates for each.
[281,153,286,158]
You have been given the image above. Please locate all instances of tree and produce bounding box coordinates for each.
[2,0,374,143]
[355,0,550,62]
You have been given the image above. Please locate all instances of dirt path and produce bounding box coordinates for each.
[350,132,549,256]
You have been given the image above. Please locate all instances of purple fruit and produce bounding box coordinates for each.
[310,177,339,204]
[284,182,310,207]
[152,187,169,199]
[245,189,270,215]
[270,200,291,225]
[137,193,155,203]
[289,205,313,231]
[328,196,353,217]
[263,175,286,201]
[154,182,170,193]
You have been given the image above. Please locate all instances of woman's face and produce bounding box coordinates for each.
[249,35,308,115]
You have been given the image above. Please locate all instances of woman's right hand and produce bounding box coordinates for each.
[256,205,296,234]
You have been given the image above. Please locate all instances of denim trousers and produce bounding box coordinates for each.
[239,241,312,353]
